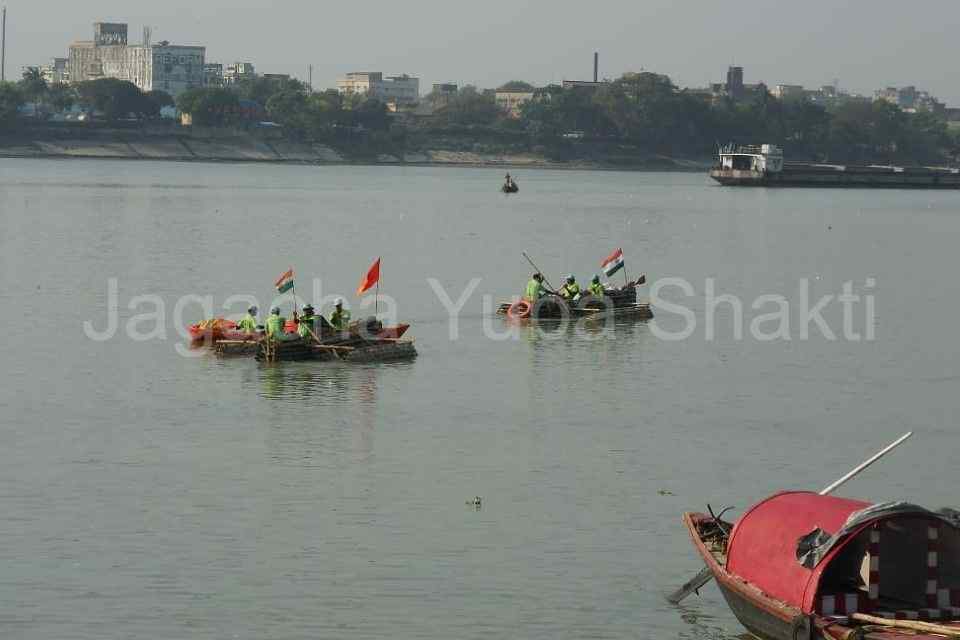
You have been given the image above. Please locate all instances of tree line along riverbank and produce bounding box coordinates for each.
[2,69,958,168]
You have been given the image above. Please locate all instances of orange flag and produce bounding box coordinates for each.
[357,258,381,295]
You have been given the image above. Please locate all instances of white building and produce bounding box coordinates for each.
[68,23,205,97]
[495,89,535,118]
[771,84,806,100]
[223,62,255,85]
[40,58,69,84]
[337,71,420,106]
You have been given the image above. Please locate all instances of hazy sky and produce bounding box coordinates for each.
[4,0,960,103]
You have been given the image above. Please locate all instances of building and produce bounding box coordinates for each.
[337,71,421,106]
[223,62,255,85]
[726,66,745,100]
[39,58,69,84]
[432,83,457,95]
[771,84,806,100]
[874,85,945,114]
[561,80,604,91]
[337,71,382,96]
[495,88,535,118]
[381,75,419,105]
[261,73,291,83]
[428,83,458,109]
[875,87,899,105]
[204,63,223,87]
[67,22,204,97]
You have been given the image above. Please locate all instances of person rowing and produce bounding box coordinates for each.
[330,298,352,332]
[524,272,547,301]
[588,275,605,297]
[265,307,286,338]
[237,305,259,333]
[297,304,317,340]
[559,274,581,301]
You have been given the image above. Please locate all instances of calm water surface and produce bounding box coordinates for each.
[1,159,959,639]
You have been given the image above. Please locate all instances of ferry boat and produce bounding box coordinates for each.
[710,144,960,188]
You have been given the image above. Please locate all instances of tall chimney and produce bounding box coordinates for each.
[593,51,598,83]
[1,7,6,83]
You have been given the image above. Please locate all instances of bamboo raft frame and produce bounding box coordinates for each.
[241,335,418,364]
[496,300,654,320]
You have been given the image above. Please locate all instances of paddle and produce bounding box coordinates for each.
[522,251,558,294]
[666,431,914,605]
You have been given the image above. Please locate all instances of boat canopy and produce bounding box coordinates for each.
[725,491,960,614]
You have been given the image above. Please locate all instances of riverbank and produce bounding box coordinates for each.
[0,125,712,171]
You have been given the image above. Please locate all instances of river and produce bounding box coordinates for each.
[1,158,959,639]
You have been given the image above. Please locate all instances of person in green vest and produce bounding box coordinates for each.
[236,305,259,333]
[525,273,546,301]
[266,306,286,338]
[297,304,317,340]
[588,275,606,298]
[559,275,581,300]
[330,299,352,332]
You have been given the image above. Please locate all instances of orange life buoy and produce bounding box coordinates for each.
[507,299,532,319]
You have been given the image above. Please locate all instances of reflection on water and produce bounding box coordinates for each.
[5,160,959,639]
[523,316,650,365]
[677,606,747,640]
[257,362,415,468]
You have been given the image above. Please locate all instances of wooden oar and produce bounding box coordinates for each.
[522,251,557,293]
[851,613,960,637]
[667,432,914,605]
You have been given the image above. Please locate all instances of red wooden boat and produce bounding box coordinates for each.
[684,491,960,639]
[188,318,237,343]
[191,317,409,347]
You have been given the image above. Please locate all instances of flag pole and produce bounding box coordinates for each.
[375,258,380,319]
[290,266,297,317]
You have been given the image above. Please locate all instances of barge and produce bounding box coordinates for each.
[710,144,960,188]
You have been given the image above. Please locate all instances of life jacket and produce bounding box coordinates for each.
[525,279,543,301]
[266,314,285,337]
[237,313,258,333]
[331,308,352,331]
[561,282,581,299]
[297,315,316,338]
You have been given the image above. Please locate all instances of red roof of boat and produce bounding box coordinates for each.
[725,491,871,612]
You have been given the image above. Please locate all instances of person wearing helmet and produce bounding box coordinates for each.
[297,304,317,340]
[237,305,259,333]
[525,273,546,301]
[559,274,581,300]
[330,298,352,332]
[588,274,605,297]
[266,306,286,338]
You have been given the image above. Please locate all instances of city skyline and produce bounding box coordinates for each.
[3,0,959,104]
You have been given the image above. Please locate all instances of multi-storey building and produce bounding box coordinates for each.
[39,58,69,84]
[204,63,223,87]
[337,71,420,106]
[494,89,535,118]
[223,62,255,85]
[67,22,204,97]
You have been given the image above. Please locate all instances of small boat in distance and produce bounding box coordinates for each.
[711,144,960,188]
[502,173,519,193]
[684,492,960,639]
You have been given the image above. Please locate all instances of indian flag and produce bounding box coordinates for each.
[601,248,624,277]
[275,269,294,294]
